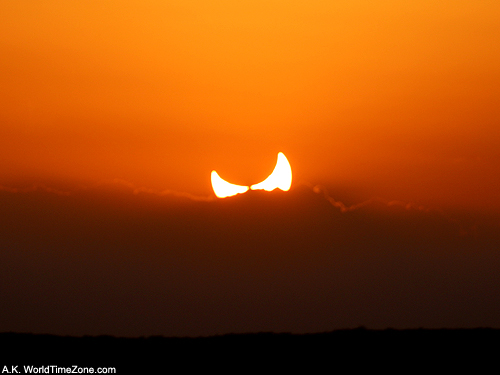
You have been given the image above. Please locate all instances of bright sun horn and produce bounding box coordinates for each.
[211,152,292,198]
[211,171,249,198]
[250,152,292,192]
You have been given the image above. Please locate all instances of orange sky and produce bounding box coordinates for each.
[1,1,499,210]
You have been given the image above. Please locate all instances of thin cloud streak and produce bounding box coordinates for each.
[0,179,438,209]
[94,179,216,202]
[300,182,435,213]
[0,183,71,196]
[0,180,216,202]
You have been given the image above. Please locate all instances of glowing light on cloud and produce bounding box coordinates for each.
[211,171,249,198]
[250,152,292,192]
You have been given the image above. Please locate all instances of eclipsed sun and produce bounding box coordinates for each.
[211,152,292,198]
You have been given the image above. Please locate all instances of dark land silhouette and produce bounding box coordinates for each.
[2,329,499,372]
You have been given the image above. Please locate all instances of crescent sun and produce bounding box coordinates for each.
[211,152,292,198]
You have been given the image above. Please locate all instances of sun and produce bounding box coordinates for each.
[211,152,292,198]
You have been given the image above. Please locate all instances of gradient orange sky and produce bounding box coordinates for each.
[1,1,499,210]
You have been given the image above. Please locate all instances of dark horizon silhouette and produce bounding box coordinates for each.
[2,328,499,372]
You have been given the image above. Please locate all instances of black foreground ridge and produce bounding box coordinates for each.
[1,328,499,372]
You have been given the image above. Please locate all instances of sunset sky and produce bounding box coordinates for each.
[1,0,499,210]
[1,1,500,337]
